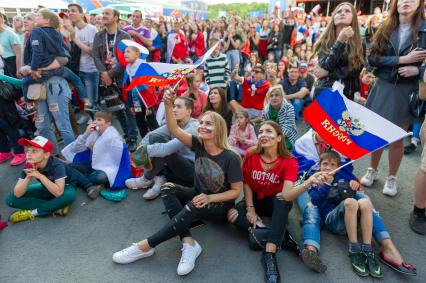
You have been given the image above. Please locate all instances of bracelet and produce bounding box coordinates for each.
[246,205,254,209]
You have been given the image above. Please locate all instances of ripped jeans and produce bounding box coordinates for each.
[147,184,233,248]
[231,193,292,247]
[35,76,75,154]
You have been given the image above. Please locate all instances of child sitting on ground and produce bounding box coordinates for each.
[309,150,383,278]
[20,8,89,105]
[6,136,101,223]
[228,110,257,156]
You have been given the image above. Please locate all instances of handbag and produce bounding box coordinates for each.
[27,83,47,100]
[409,90,426,118]
[99,84,125,112]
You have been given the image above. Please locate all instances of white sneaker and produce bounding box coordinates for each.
[112,243,154,264]
[77,115,90,125]
[360,168,378,187]
[125,175,154,190]
[143,175,167,200]
[177,241,202,276]
[383,176,398,197]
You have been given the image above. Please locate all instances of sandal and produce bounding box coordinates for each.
[379,252,416,276]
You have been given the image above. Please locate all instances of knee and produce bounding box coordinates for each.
[275,193,292,206]
[358,198,373,212]
[344,198,359,211]
[94,171,108,185]
[160,182,176,198]
[148,133,167,144]
[227,208,239,224]
[5,193,17,206]
[61,186,77,202]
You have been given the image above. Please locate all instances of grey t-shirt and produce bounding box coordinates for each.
[398,24,412,52]
[76,24,98,73]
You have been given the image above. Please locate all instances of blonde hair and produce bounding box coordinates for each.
[199,111,240,159]
[38,8,60,29]
[264,84,287,106]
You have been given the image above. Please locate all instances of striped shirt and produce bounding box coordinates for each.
[204,53,230,89]
[262,102,298,146]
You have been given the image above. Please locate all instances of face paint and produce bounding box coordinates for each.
[265,132,276,139]
[95,126,100,131]
[205,126,214,133]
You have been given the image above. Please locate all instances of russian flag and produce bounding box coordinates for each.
[116,40,149,67]
[61,127,132,190]
[303,84,409,160]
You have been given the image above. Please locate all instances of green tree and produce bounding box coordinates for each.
[208,2,268,19]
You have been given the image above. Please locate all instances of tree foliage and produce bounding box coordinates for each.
[208,2,268,19]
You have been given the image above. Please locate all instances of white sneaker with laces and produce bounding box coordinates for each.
[112,243,154,264]
[143,175,167,200]
[383,176,398,197]
[125,176,154,190]
[360,168,378,187]
[177,241,202,276]
[77,115,90,125]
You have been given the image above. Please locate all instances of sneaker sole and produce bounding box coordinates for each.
[379,256,417,276]
[143,193,160,201]
[301,250,327,273]
[113,249,155,264]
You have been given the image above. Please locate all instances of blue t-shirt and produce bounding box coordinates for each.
[280,77,307,95]
[0,28,21,58]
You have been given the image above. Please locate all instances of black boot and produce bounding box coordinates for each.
[281,230,301,256]
[261,252,280,283]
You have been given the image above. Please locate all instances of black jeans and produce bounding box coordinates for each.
[147,184,233,247]
[144,134,194,186]
[0,117,24,154]
[233,194,292,247]
[135,106,159,139]
[65,164,96,191]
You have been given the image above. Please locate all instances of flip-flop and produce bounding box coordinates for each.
[379,252,417,276]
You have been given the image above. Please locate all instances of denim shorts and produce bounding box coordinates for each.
[325,201,348,235]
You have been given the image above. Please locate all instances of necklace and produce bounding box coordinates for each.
[260,155,278,165]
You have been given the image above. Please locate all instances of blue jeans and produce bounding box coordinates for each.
[297,191,321,251]
[116,107,139,141]
[228,80,242,102]
[0,117,24,154]
[35,76,75,154]
[22,67,88,101]
[226,49,241,70]
[291,98,304,120]
[325,193,390,243]
[79,71,99,107]
[273,49,282,63]
[69,162,109,187]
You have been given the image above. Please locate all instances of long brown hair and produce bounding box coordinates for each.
[313,2,363,70]
[371,0,425,55]
[203,87,230,118]
[248,121,293,159]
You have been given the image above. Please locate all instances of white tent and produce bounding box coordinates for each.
[0,0,68,9]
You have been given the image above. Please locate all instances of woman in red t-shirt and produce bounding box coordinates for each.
[227,121,327,282]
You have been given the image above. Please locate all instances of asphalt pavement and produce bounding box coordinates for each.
[1,128,425,283]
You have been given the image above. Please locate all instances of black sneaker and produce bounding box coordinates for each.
[301,249,327,273]
[349,251,369,277]
[87,185,102,200]
[364,251,383,278]
[128,139,137,152]
[404,143,417,154]
[281,230,301,256]
[409,211,426,235]
[261,252,280,283]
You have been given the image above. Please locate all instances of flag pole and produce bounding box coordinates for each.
[172,76,185,91]
[327,132,412,175]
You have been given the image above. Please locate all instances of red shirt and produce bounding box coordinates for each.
[241,78,271,111]
[172,32,189,61]
[183,90,207,118]
[242,151,298,199]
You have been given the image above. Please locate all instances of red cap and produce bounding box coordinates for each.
[18,136,54,153]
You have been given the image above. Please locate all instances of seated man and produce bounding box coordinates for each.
[61,111,132,200]
[293,129,416,276]
[280,63,310,120]
[5,136,99,223]
[125,96,198,200]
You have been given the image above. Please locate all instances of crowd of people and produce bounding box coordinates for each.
[1,1,426,282]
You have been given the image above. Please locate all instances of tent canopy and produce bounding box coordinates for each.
[0,0,68,9]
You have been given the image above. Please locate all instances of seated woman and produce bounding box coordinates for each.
[262,85,297,150]
[227,121,327,283]
[203,87,233,134]
[228,109,257,156]
[112,89,243,276]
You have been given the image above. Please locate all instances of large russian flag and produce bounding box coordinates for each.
[120,41,219,90]
[303,85,409,160]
